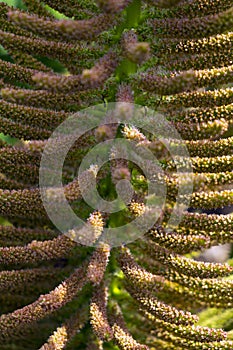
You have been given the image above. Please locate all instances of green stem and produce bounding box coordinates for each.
[125,0,141,28]
[114,0,142,40]
[115,0,142,81]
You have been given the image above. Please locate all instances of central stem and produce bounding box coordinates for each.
[125,0,142,28]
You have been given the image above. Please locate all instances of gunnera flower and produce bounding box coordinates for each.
[0,0,233,349]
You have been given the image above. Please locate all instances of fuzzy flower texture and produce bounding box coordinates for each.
[0,0,233,349]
